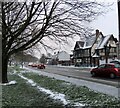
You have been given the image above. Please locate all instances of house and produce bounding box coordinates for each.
[73,29,118,67]
[48,51,71,65]
[45,53,53,64]
[46,51,71,65]
[57,51,71,65]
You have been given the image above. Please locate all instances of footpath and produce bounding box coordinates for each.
[24,66,120,99]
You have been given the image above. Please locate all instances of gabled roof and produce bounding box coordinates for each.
[74,30,117,51]
[74,34,96,49]
[74,41,84,50]
[84,34,96,48]
[57,51,70,61]
[52,51,70,61]
[95,34,114,49]
[92,53,100,58]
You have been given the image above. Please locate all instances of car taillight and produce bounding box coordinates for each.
[114,68,118,72]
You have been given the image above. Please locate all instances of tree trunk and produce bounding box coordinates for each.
[2,55,9,83]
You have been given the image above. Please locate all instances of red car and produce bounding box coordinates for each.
[90,63,120,78]
[31,64,38,67]
[37,64,45,69]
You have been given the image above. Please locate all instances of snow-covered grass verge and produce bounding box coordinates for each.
[18,73,85,107]
[18,73,68,105]
[51,64,93,70]
[2,74,64,107]
[1,81,17,86]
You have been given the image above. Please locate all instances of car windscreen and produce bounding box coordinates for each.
[114,64,120,68]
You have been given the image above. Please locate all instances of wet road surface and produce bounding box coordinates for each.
[27,65,120,87]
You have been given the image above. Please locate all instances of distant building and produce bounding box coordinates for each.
[46,51,71,65]
[73,29,118,67]
[57,51,71,66]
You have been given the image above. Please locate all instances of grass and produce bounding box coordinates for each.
[0,85,2,108]
[2,74,64,107]
[22,72,120,107]
[2,66,120,107]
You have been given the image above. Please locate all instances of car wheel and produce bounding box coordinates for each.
[110,73,116,79]
[91,72,96,77]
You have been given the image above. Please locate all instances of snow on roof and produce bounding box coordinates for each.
[74,31,114,51]
[52,51,70,61]
[76,41,84,49]
[58,51,70,61]
[84,34,96,47]
[95,38,103,49]
[83,45,92,49]
[92,53,100,58]
[97,35,111,49]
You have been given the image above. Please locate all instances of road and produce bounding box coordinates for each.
[29,65,120,87]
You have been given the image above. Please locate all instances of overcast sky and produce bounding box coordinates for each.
[90,0,118,39]
[34,0,119,57]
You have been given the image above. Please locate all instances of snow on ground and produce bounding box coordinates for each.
[23,66,120,98]
[1,81,17,86]
[18,73,85,107]
[52,65,94,69]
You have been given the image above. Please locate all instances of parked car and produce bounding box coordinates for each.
[28,64,32,66]
[31,64,38,67]
[90,63,120,78]
[37,64,45,69]
[28,63,33,66]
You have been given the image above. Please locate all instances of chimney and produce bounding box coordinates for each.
[96,29,99,37]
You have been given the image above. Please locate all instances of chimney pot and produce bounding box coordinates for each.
[96,29,99,37]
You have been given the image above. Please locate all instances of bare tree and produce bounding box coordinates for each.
[39,54,46,64]
[2,0,107,83]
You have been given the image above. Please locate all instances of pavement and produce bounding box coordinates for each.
[24,66,120,99]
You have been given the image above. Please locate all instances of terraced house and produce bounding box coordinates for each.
[73,29,118,67]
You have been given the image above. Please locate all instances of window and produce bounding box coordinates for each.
[101,49,104,53]
[84,49,89,55]
[99,49,104,53]
[110,48,117,53]
[114,64,120,68]
[105,64,112,68]
[98,64,105,68]
[114,48,117,53]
